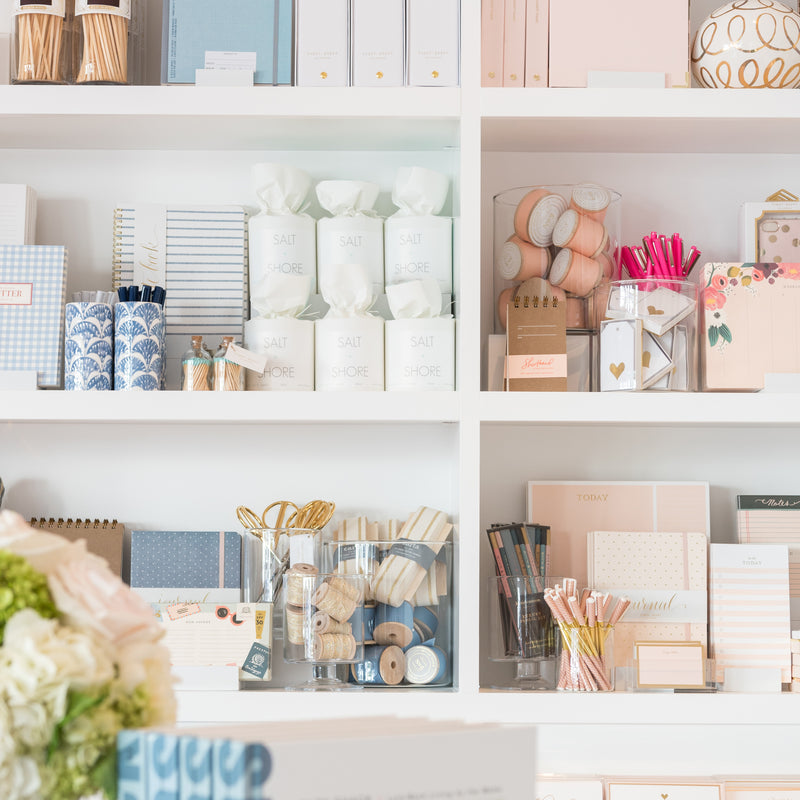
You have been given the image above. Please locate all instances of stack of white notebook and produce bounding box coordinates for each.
[0,184,37,245]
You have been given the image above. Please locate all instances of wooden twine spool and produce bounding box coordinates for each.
[312,581,357,622]
[350,645,405,685]
[373,601,414,648]
[285,603,306,645]
[285,563,318,607]
[311,611,351,635]
[327,575,364,605]
[314,632,356,661]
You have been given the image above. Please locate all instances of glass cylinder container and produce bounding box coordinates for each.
[12,0,70,84]
[74,0,143,84]
[180,335,212,391]
[487,574,561,690]
[493,184,622,337]
[212,336,245,391]
[599,278,698,392]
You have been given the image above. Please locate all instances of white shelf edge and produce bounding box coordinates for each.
[0,390,460,424]
[478,391,800,427]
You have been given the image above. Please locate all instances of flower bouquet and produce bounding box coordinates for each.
[0,510,176,800]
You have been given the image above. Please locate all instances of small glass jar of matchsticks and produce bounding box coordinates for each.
[73,0,143,84]
[12,0,72,84]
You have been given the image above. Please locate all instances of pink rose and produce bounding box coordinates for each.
[47,552,163,648]
[782,262,800,280]
[0,510,85,574]
[711,273,728,291]
[704,287,726,310]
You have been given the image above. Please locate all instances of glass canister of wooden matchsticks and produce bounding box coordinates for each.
[73,0,142,84]
[12,0,71,84]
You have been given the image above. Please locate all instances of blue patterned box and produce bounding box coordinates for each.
[0,245,68,388]
[130,530,241,604]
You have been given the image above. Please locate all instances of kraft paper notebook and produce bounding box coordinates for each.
[709,542,791,685]
[506,291,567,391]
[526,481,710,590]
[587,530,708,668]
[112,205,247,389]
[738,495,800,626]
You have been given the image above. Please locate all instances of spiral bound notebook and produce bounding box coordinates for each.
[112,205,248,389]
[28,517,125,577]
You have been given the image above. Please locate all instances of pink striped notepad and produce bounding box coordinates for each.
[709,543,791,685]
[738,495,800,627]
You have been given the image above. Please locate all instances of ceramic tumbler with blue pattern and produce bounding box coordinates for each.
[114,301,165,391]
[64,302,114,391]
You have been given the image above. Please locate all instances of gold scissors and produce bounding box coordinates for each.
[287,500,336,530]
[236,505,265,531]
[263,500,300,530]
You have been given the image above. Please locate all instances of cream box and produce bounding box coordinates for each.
[524,0,548,87]
[296,0,349,87]
[244,318,315,391]
[527,481,710,591]
[700,262,800,391]
[548,0,689,88]
[351,0,404,86]
[0,34,9,86]
[725,782,800,799]
[481,0,504,87]
[739,200,800,262]
[587,530,708,669]
[502,0,525,87]
[406,0,460,87]
[606,782,722,800]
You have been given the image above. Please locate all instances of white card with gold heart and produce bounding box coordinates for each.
[635,286,695,335]
[606,782,722,800]
[641,330,673,389]
[600,318,642,391]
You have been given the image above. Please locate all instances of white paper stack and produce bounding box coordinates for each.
[0,185,37,245]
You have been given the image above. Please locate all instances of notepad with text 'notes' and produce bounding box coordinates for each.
[112,205,248,389]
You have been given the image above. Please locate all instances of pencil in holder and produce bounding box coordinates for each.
[12,0,70,84]
[64,301,113,390]
[113,301,165,391]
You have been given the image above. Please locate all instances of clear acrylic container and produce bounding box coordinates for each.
[487,575,561,690]
[599,278,699,392]
[212,336,245,391]
[323,539,454,688]
[559,624,615,692]
[12,0,71,84]
[180,335,212,391]
[493,184,621,336]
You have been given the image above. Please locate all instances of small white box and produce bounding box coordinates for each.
[406,0,460,87]
[351,0,404,87]
[296,0,349,87]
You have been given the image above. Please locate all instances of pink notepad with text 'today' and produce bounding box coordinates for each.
[526,481,710,590]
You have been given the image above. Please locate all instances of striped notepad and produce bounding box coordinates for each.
[0,244,68,388]
[112,205,248,389]
[709,542,791,684]
[738,495,800,626]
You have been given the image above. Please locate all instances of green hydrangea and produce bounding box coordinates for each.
[0,549,58,644]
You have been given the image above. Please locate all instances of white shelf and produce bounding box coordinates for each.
[0,390,460,424]
[0,85,461,150]
[481,88,800,153]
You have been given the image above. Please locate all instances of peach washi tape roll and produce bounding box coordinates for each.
[549,248,604,298]
[498,235,551,281]
[517,275,566,304]
[496,284,520,331]
[552,208,608,258]
[565,296,587,328]
[569,183,612,222]
[513,188,568,247]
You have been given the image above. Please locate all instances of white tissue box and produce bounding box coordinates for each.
[385,215,453,293]
[296,0,350,86]
[385,318,455,391]
[315,316,385,391]
[406,0,460,87]
[351,0,404,87]
[244,318,315,391]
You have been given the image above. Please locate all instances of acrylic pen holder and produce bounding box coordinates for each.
[323,539,453,687]
[64,301,114,390]
[487,575,561,690]
[599,279,698,392]
[557,623,615,692]
[113,301,165,391]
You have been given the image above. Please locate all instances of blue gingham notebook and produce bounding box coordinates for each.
[0,245,68,388]
[112,205,248,389]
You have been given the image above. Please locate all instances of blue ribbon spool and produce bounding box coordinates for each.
[412,605,439,642]
[350,645,405,685]
[374,601,414,648]
[348,603,376,644]
[404,644,448,685]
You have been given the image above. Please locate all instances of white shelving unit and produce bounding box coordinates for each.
[2,0,800,779]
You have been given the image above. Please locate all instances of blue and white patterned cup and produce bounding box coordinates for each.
[64,302,114,391]
[114,301,165,391]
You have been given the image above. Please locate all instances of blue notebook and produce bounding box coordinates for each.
[162,0,293,85]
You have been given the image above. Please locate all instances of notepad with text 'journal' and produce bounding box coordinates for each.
[112,205,248,389]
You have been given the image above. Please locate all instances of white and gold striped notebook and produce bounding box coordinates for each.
[112,205,248,389]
